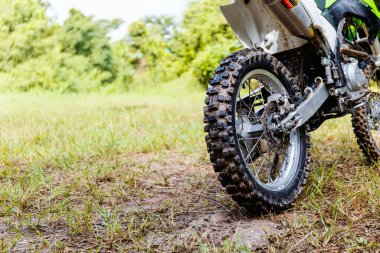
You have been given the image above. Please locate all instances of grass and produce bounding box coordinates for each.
[0,84,379,252]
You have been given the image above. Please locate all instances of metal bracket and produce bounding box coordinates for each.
[244,78,330,137]
[279,78,330,132]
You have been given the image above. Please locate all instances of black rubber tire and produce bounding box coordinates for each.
[204,49,312,211]
[352,105,380,163]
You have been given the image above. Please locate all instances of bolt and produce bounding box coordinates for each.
[285,122,294,130]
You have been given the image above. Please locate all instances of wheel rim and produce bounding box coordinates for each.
[234,69,302,192]
[367,68,380,148]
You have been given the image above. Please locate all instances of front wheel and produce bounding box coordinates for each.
[352,68,380,163]
[204,49,311,211]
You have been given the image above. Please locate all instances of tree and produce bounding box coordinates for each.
[125,0,240,86]
[127,16,177,82]
[0,0,54,72]
[0,0,241,91]
[60,9,119,83]
[171,0,241,85]
[0,1,130,92]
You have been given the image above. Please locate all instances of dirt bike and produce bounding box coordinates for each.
[204,0,380,211]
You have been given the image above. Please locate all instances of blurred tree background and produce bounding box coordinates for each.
[0,0,240,93]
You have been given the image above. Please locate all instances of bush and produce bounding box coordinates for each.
[191,38,240,86]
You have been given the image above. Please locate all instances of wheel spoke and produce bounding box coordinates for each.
[244,133,264,162]
[238,93,251,111]
[233,71,302,192]
[255,156,267,178]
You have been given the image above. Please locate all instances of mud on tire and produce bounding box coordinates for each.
[204,49,312,211]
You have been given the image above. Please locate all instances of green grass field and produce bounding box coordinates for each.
[0,88,379,252]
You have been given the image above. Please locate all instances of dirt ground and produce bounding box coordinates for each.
[1,149,379,252]
[0,152,289,252]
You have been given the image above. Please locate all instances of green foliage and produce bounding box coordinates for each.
[110,41,136,91]
[0,0,53,72]
[127,0,240,87]
[191,37,239,85]
[127,16,178,83]
[0,0,241,92]
[0,0,129,92]
[173,0,238,70]
[60,9,116,81]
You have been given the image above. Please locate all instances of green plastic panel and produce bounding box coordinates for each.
[361,0,380,18]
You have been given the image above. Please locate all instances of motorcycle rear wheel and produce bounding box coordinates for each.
[204,49,311,211]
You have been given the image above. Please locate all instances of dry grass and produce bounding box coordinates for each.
[0,88,379,252]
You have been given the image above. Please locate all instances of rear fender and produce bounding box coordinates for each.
[221,0,308,53]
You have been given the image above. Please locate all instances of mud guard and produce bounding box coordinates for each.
[221,0,308,53]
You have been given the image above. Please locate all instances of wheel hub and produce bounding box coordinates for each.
[262,102,290,154]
